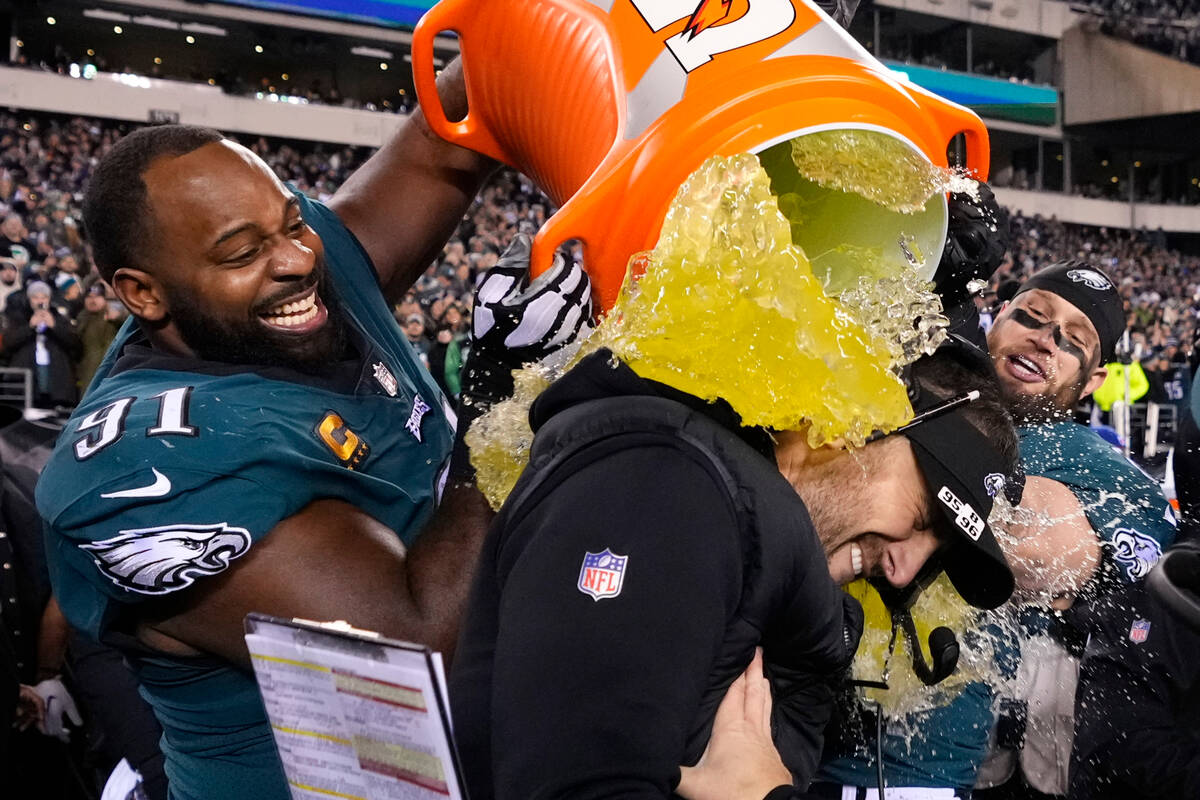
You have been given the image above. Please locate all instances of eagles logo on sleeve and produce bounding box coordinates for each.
[79,523,253,595]
[1110,528,1163,581]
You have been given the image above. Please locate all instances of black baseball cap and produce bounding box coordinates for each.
[1014,261,1124,363]
[898,340,1023,609]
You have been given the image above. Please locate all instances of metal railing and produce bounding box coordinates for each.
[0,367,32,411]
[1112,401,1181,460]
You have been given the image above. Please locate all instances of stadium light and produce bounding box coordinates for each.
[380,62,388,71]
[83,9,130,23]
[351,45,394,60]
[114,26,124,35]
[402,54,444,67]
[46,17,56,26]
[254,44,264,53]
[186,36,195,44]
[181,23,228,37]
[133,16,181,31]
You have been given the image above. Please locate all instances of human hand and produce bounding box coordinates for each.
[29,309,54,328]
[14,684,45,732]
[33,677,82,742]
[934,182,1009,305]
[677,649,793,800]
[461,234,591,411]
[471,234,592,364]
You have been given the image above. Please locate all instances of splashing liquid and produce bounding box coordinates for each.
[789,130,952,214]
[844,574,1018,718]
[592,153,912,442]
[470,131,967,510]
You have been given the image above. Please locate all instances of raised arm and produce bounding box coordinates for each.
[1003,475,1102,608]
[330,59,499,304]
[141,486,493,671]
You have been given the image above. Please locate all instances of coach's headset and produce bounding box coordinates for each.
[864,333,1019,686]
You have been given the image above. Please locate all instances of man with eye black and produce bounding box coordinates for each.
[971,261,1177,800]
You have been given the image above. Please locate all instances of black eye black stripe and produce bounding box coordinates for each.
[1008,307,1090,366]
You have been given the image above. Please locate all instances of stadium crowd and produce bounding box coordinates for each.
[17,43,417,114]
[1068,0,1200,66]
[0,110,1192,414]
[0,106,1198,800]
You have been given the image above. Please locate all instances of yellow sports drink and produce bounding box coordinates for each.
[412,0,990,311]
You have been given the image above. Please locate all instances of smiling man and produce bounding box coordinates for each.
[974,261,1177,800]
[31,88,590,799]
[986,262,1174,602]
[450,337,1021,800]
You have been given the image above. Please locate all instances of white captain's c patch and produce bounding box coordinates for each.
[80,523,252,595]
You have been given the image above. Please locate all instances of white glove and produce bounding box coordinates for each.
[471,234,592,358]
[34,676,83,742]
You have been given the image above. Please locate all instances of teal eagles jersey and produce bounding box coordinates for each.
[1019,421,1177,583]
[35,192,453,800]
[817,620,1021,790]
[818,683,998,789]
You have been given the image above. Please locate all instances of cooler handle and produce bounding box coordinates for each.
[924,99,992,181]
[411,0,507,163]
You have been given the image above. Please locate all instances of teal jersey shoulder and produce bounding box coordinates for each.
[817,621,1020,789]
[818,682,996,790]
[1018,421,1176,582]
[35,192,452,800]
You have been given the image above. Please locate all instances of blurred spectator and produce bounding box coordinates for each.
[427,323,463,400]
[74,284,123,390]
[403,313,431,368]
[1,213,36,263]
[0,280,80,408]
[0,254,19,312]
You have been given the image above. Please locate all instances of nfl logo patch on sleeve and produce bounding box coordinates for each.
[577,549,628,601]
[1129,619,1151,643]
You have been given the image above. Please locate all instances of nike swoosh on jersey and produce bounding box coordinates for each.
[100,469,172,499]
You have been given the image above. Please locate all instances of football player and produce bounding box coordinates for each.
[35,66,590,800]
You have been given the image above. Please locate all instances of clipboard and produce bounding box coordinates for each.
[244,613,468,800]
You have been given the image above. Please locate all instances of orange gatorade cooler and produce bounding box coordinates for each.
[412,0,991,311]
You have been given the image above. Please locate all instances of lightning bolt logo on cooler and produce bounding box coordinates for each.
[683,0,736,39]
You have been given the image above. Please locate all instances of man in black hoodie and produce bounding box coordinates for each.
[450,336,1021,800]
[1069,543,1200,799]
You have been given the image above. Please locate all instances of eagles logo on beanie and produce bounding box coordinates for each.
[1013,261,1125,363]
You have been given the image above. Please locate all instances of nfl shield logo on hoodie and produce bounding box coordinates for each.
[577,549,628,601]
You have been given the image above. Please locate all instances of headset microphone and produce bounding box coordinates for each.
[872,561,962,687]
